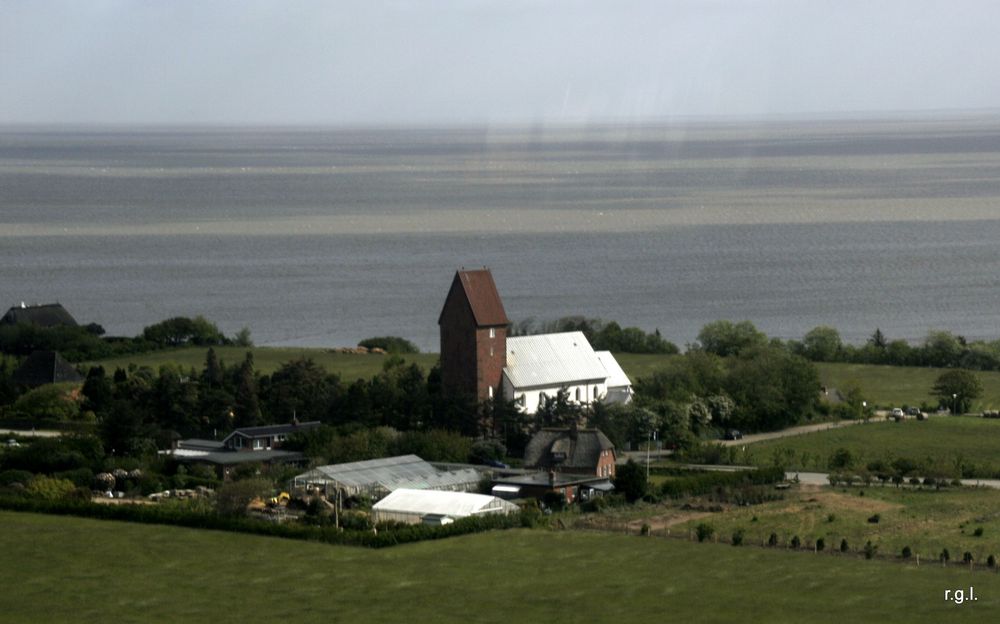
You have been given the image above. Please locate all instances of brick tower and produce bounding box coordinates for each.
[438,268,509,401]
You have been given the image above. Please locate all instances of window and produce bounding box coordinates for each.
[488,386,493,398]
[234,437,243,449]
[253,438,264,450]
[490,346,494,357]
[489,327,495,338]
[593,386,598,399]
[517,394,526,407]
[575,388,581,401]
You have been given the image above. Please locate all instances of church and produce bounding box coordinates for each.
[438,268,633,412]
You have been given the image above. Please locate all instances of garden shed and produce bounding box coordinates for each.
[371,488,518,525]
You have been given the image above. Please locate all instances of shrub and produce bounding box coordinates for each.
[768,532,778,547]
[0,470,33,487]
[902,545,912,559]
[816,537,825,552]
[867,513,880,524]
[26,476,76,500]
[988,555,996,568]
[864,541,877,559]
[974,527,984,537]
[840,538,849,553]
[358,336,419,354]
[963,551,974,564]
[790,535,801,549]
[640,523,651,536]
[940,548,950,563]
[731,528,744,546]
[827,513,836,523]
[696,523,715,543]
[658,466,785,500]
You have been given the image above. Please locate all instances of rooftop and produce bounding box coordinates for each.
[1,303,78,328]
[438,269,509,328]
[504,332,608,388]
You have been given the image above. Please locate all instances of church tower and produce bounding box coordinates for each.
[438,268,509,401]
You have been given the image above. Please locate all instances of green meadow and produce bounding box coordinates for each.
[740,416,1000,477]
[815,362,1000,411]
[3,510,998,623]
[88,346,439,380]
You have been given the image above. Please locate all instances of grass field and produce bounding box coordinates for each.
[739,416,1000,477]
[88,346,439,380]
[815,362,1000,411]
[4,511,999,623]
[669,485,1000,567]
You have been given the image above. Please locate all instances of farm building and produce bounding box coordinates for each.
[371,488,518,525]
[12,350,83,387]
[438,268,632,412]
[292,455,483,500]
[2,302,78,328]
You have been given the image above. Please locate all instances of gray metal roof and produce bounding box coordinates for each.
[295,455,482,492]
[504,332,608,389]
[595,351,631,389]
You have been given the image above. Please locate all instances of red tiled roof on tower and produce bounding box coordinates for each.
[437,269,509,328]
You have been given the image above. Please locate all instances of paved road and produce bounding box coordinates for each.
[0,428,63,438]
[719,416,891,447]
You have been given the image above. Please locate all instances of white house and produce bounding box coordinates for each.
[502,331,632,413]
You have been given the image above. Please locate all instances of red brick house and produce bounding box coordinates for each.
[523,427,617,478]
[438,269,510,401]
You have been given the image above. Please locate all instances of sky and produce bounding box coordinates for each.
[1,0,999,126]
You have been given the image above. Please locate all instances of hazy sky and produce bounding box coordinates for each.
[2,0,999,125]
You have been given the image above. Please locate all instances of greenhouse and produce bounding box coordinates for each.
[292,454,483,499]
[371,488,519,525]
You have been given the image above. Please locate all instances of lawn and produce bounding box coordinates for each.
[88,346,440,380]
[3,510,999,623]
[670,484,1000,568]
[739,416,1000,477]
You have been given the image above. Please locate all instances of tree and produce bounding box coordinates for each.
[921,331,964,368]
[141,316,226,347]
[232,352,262,427]
[613,459,648,502]
[696,320,767,357]
[724,345,820,431]
[801,326,842,362]
[201,347,224,388]
[932,370,982,414]
[868,328,888,350]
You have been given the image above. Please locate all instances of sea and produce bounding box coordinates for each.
[2,115,1000,352]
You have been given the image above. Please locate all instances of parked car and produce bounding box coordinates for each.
[906,407,921,417]
[891,408,905,419]
[723,429,743,440]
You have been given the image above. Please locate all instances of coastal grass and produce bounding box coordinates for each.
[739,416,1000,477]
[671,484,1000,567]
[88,346,439,380]
[4,510,999,623]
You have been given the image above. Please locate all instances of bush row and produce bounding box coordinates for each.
[659,466,786,499]
[0,496,524,548]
